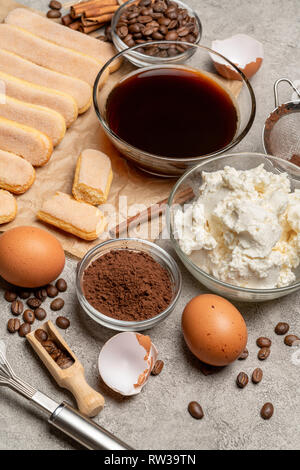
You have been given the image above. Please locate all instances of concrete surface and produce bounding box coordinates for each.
[0,0,300,451]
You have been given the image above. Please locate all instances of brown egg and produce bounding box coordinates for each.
[182,294,247,366]
[0,226,65,288]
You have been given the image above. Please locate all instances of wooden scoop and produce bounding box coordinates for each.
[27,320,104,418]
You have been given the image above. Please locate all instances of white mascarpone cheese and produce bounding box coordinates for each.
[174,165,300,288]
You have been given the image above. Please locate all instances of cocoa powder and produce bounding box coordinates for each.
[83,249,173,321]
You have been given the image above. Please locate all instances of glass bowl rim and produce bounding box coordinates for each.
[167,152,300,295]
[93,41,256,163]
[76,237,182,327]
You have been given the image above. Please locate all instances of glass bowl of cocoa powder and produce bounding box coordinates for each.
[76,238,182,331]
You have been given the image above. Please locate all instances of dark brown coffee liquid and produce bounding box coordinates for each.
[106,67,238,158]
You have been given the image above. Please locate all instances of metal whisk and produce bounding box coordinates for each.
[0,341,131,450]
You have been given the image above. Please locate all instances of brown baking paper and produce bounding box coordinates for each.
[0,0,242,259]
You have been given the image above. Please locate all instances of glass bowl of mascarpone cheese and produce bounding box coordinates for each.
[167,152,300,301]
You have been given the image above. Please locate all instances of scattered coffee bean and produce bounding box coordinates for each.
[35,329,48,343]
[56,355,74,369]
[11,300,23,316]
[238,348,249,360]
[51,298,65,311]
[258,347,271,360]
[236,372,249,388]
[18,322,31,337]
[275,322,289,335]
[35,307,47,321]
[55,278,67,292]
[7,318,20,333]
[256,337,272,348]
[188,401,204,420]
[260,402,274,420]
[46,284,58,298]
[284,334,300,346]
[49,0,61,9]
[35,288,47,302]
[42,339,57,355]
[151,359,164,375]
[56,316,70,329]
[46,9,61,18]
[23,309,35,324]
[252,368,263,384]
[4,290,17,302]
[27,297,42,309]
[18,290,31,299]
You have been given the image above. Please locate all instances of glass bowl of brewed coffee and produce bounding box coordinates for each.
[93,41,256,177]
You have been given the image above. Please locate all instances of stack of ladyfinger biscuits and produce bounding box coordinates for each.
[0,8,119,228]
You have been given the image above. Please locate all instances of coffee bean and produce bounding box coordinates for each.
[35,288,47,302]
[153,1,167,13]
[260,402,274,420]
[152,31,164,39]
[46,9,61,18]
[177,26,189,36]
[4,290,17,302]
[7,318,20,333]
[56,354,74,370]
[35,307,47,321]
[151,360,164,376]
[50,349,62,361]
[46,284,58,298]
[27,297,42,309]
[258,347,271,360]
[118,25,129,38]
[188,401,204,420]
[55,278,67,293]
[275,322,289,335]
[18,290,31,299]
[158,16,170,25]
[11,300,23,316]
[168,19,178,29]
[284,334,300,346]
[42,340,57,355]
[139,0,151,6]
[168,46,177,56]
[49,0,61,9]
[143,26,155,36]
[252,368,263,384]
[165,30,178,40]
[56,316,70,329]
[256,337,272,348]
[238,348,249,360]
[19,322,31,337]
[236,372,249,388]
[23,309,35,324]
[35,329,48,343]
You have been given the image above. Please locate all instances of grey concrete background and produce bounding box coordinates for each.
[0,0,300,451]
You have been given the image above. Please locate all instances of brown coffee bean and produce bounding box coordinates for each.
[152,11,163,18]
[158,16,170,26]
[177,26,189,37]
[143,26,155,36]
[238,348,249,360]
[252,368,263,384]
[152,31,164,39]
[165,8,178,20]
[35,288,47,302]
[7,318,20,333]
[23,309,35,324]
[11,300,23,316]
[145,46,159,56]
[165,31,178,40]
[27,297,42,309]
[188,401,204,420]
[56,316,70,329]
[50,298,64,311]
[19,322,31,337]
[186,33,197,43]
[256,337,272,348]
[258,347,271,360]
[284,334,300,346]
[56,354,74,369]
[118,25,129,38]
[159,24,168,35]
[4,290,17,302]
[139,0,151,6]
[260,402,274,420]
[42,340,57,355]
[35,329,48,343]
[153,1,167,13]
[55,279,67,293]
[129,23,141,33]
[151,360,164,376]
[141,7,153,16]
[236,372,249,388]
[137,15,153,24]
[35,307,47,321]
[275,322,289,335]
[18,290,31,299]
[167,19,178,29]
[46,284,58,298]
[128,11,139,20]
[157,49,168,57]
[168,46,178,56]
[46,9,61,18]
[50,349,62,361]
[49,0,61,9]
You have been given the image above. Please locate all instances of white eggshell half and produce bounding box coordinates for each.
[98,332,158,396]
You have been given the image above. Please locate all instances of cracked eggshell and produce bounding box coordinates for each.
[210,34,264,81]
[98,332,158,396]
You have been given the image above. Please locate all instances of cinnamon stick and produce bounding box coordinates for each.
[81,13,113,25]
[83,4,119,17]
[61,13,73,25]
[78,22,105,33]
[71,0,117,18]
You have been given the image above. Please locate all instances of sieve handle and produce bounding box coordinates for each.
[274,78,300,107]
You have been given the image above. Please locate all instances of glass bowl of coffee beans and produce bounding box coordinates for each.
[111,0,202,66]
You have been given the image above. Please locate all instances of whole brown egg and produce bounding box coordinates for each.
[182,294,247,366]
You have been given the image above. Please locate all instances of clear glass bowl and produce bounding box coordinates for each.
[167,153,300,302]
[76,238,182,331]
[93,42,256,177]
[111,0,202,68]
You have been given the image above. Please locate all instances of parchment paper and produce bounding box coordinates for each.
[0,0,242,259]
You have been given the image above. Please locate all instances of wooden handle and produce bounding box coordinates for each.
[62,368,105,417]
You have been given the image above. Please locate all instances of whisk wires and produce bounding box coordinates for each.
[0,347,36,399]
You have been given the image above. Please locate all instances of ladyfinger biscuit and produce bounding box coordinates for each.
[0,71,78,128]
[0,24,106,87]
[6,8,121,74]
[0,117,53,167]
[0,189,17,224]
[0,95,66,147]
[0,49,91,114]
[72,149,113,205]
[0,149,35,194]
[37,192,107,241]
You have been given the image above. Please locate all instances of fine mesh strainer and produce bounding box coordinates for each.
[263,78,300,162]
